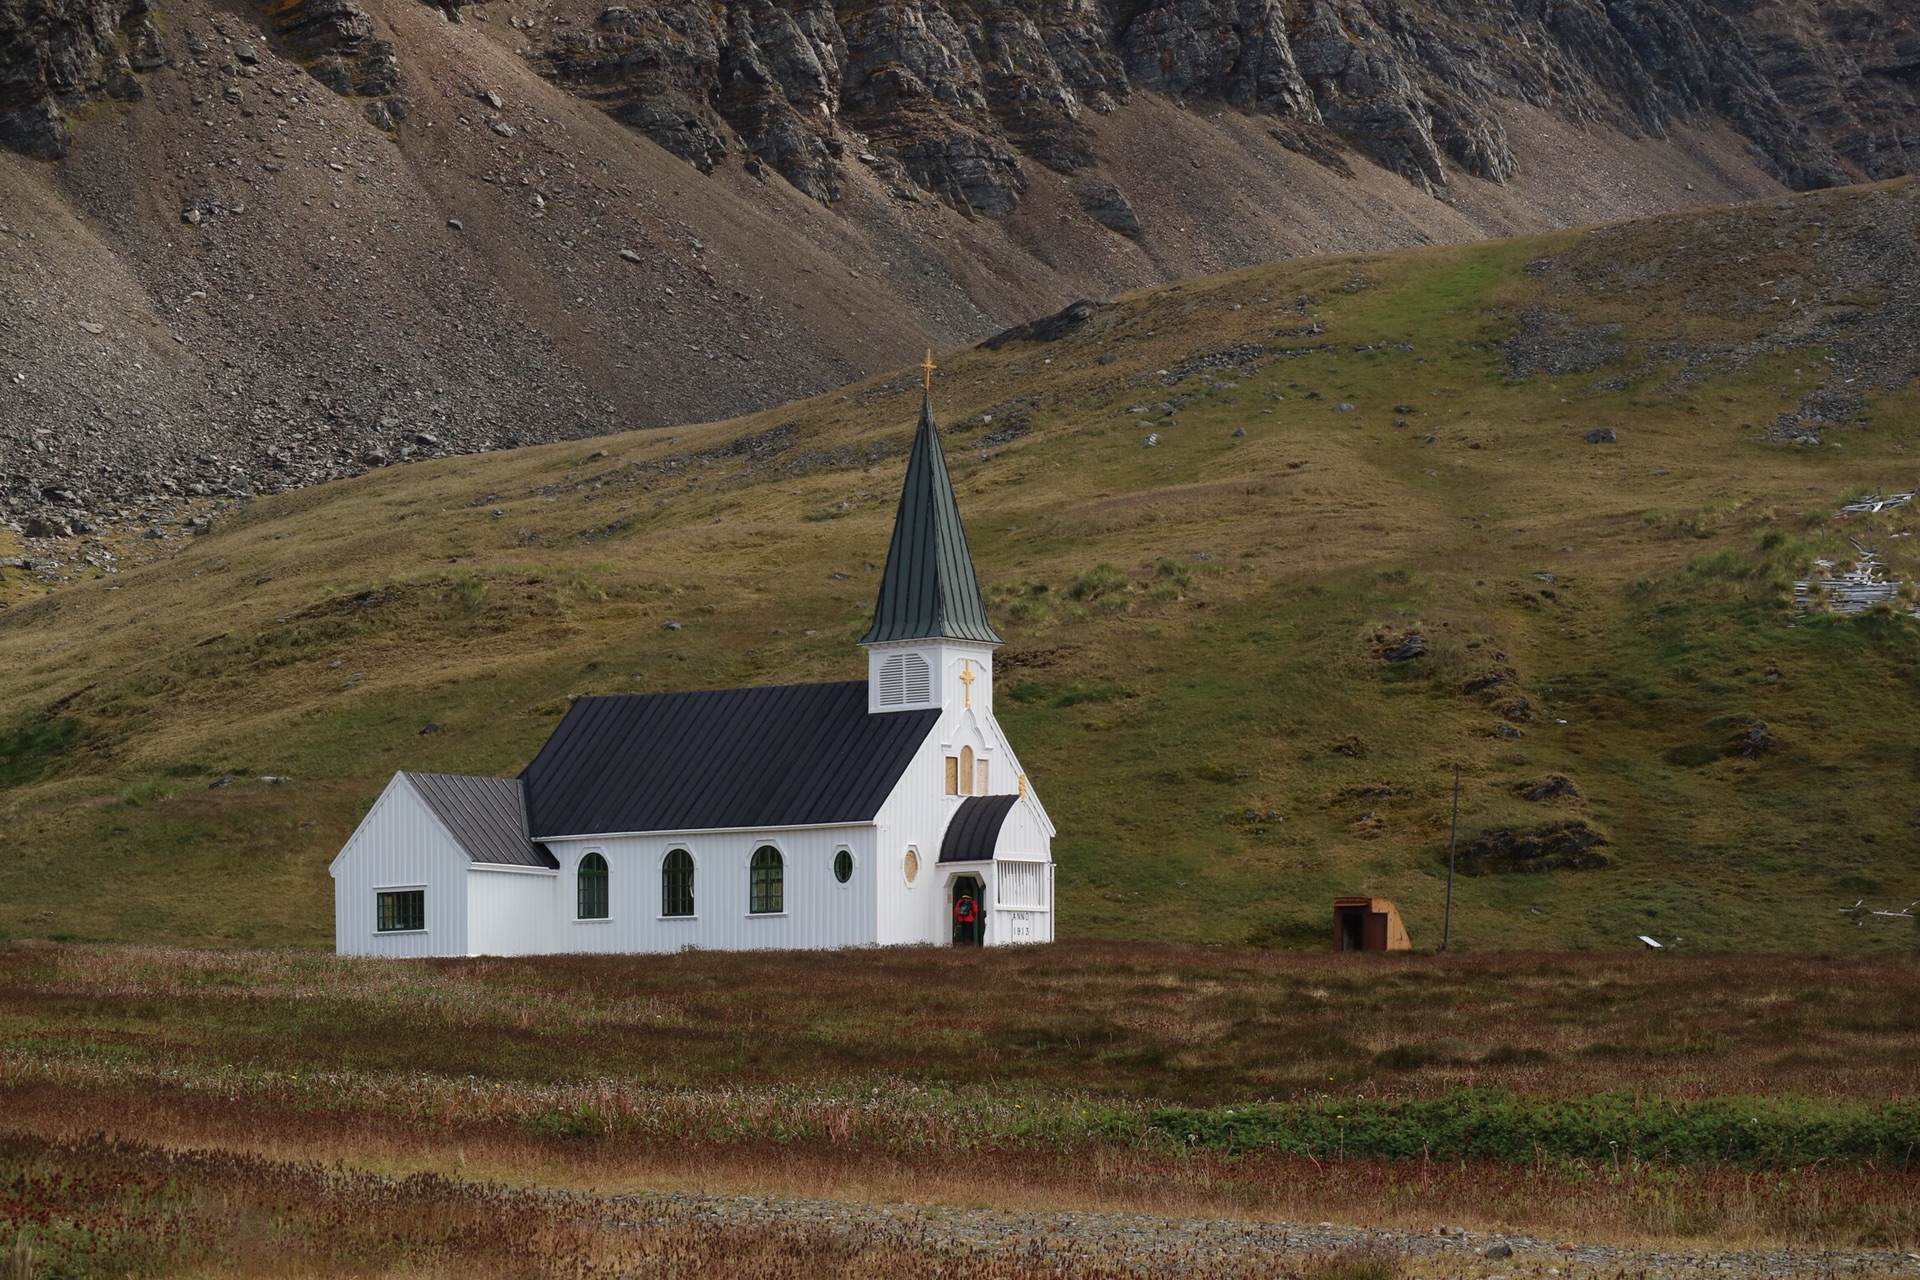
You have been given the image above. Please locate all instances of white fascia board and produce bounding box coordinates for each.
[466,862,560,876]
[536,820,874,843]
[976,714,1055,836]
[328,772,414,876]
[1020,788,1056,839]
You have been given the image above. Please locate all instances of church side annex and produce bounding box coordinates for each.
[329,372,1056,957]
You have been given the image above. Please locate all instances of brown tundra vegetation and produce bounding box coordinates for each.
[4,942,1920,1277]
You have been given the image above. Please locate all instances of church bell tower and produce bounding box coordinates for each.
[861,359,1002,717]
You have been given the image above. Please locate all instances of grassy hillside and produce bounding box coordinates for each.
[3,179,1919,951]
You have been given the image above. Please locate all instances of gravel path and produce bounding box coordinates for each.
[606,1189,1920,1279]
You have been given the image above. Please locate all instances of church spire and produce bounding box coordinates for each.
[861,390,1002,647]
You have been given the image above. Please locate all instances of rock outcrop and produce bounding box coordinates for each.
[1452,820,1610,874]
[0,0,408,158]
[1714,0,1919,182]
[4,0,1911,205]
[0,0,161,158]
[526,0,1914,216]
[262,0,410,131]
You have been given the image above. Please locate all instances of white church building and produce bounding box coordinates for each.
[331,391,1055,956]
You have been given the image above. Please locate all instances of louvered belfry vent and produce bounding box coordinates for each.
[861,394,1002,647]
[878,656,905,705]
[903,654,932,701]
[877,652,932,706]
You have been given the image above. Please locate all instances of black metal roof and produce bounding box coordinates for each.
[402,772,558,868]
[860,394,1003,647]
[938,793,1020,862]
[520,682,941,838]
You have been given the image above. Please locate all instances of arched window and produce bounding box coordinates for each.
[749,845,784,914]
[577,852,609,920]
[833,849,853,884]
[959,745,974,796]
[661,849,694,917]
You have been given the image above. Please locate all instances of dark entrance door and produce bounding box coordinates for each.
[1335,905,1367,951]
[951,875,984,947]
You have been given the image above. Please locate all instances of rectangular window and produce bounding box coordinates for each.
[376,889,425,932]
[944,757,959,795]
[976,759,989,795]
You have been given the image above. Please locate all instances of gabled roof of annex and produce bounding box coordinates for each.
[401,771,558,868]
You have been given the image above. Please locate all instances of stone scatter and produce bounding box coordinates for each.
[600,1189,1920,1280]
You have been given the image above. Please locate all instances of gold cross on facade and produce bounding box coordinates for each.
[921,348,937,392]
[958,658,975,707]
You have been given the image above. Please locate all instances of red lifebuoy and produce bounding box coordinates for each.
[954,896,978,924]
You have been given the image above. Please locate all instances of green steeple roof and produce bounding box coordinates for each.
[861,395,1003,647]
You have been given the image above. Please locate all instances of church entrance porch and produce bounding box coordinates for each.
[950,875,984,947]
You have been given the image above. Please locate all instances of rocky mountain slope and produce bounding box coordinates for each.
[526,0,1910,210]
[0,0,1914,554]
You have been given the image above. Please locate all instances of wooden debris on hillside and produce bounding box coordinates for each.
[1794,540,1920,616]
[1838,491,1916,515]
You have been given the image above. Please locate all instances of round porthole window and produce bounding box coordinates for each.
[903,847,920,884]
[834,849,853,884]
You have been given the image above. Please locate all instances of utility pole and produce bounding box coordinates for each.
[1441,764,1460,952]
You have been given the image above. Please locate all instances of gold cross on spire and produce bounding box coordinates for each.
[958,658,975,707]
[921,348,937,393]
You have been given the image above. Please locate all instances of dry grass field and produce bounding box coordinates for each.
[7,941,1918,1103]
[3,180,1920,954]
[4,942,1920,1275]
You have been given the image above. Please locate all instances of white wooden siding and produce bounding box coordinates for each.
[330,774,474,957]
[996,794,1052,859]
[988,794,1054,944]
[872,722,959,946]
[542,828,877,953]
[865,640,995,715]
[467,867,558,956]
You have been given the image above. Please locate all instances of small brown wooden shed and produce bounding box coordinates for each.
[1333,897,1412,951]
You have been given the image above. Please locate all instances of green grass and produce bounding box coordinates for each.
[1,180,1918,949]
[1151,1092,1920,1166]
[0,719,75,791]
